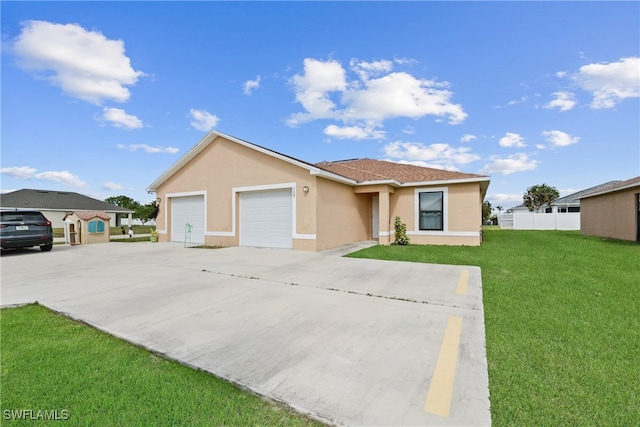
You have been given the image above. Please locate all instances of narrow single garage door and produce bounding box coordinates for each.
[171,195,205,244]
[240,189,292,249]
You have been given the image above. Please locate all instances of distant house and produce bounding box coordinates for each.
[579,176,640,242]
[498,181,621,230]
[0,189,133,229]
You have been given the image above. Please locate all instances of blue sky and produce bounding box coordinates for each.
[2,1,639,210]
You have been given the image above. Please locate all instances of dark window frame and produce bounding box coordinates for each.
[418,191,444,231]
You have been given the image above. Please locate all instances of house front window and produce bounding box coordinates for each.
[419,191,444,231]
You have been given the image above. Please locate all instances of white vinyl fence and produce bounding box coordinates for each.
[498,212,580,230]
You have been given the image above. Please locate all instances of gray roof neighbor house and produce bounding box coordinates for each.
[508,181,622,212]
[0,189,133,229]
[0,189,132,213]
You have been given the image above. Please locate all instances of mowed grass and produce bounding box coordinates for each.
[348,228,640,426]
[0,304,321,426]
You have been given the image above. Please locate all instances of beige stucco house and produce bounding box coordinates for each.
[146,131,490,251]
[579,176,640,242]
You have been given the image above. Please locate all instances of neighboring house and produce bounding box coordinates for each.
[498,181,621,230]
[0,189,133,229]
[63,211,111,245]
[579,176,640,242]
[146,130,490,251]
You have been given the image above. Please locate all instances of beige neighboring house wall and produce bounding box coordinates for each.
[580,177,640,242]
[147,131,490,251]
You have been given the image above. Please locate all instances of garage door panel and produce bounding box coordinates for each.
[240,189,292,249]
[171,195,205,244]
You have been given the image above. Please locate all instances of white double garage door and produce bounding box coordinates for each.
[171,189,293,249]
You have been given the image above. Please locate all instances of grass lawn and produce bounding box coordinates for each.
[0,304,321,426]
[348,228,640,426]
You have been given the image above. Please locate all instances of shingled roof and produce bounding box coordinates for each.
[579,176,640,199]
[315,158,488,184]
[0,189,132,212]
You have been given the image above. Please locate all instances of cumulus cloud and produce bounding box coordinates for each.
[499,132,526,148]
[0,166,37,179]
[287,57,467,137]
[11,20,144,104]
[189,109,219,131]
[243,75,261,95]
[116,144,179,154]
[102,182,125,191]
[383,141,480,170]
[544,91,577,112]
[460,134,477,143]
[2,166,87,187]
[324,124,385,140]
[542,130,579,147]
[97,107,143,129]
[480,153,539,175]
[573,57,640,109]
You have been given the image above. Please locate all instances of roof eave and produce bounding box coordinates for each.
[147,130,358,191]
[579,181,640,199]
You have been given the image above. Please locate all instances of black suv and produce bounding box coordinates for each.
[0,210,53,251]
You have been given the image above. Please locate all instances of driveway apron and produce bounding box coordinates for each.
[1,243,491,426]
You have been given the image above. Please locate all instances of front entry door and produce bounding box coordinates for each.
[372,195,379,239]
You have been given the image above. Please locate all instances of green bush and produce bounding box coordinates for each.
[393,216,410,245]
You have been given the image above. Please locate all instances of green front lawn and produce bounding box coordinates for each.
[348,229,640,426]
[0,304,320,426]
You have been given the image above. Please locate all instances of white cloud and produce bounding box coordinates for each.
[12,20,144,104]
[383,141,480,170]
[116,144,179,154]
[1,166,85,187]
[542,130,579,147]
[287,58,346,126]
[544,91,577,112]
[0,166,37,179]
[460,134,477,143]
[324,124,385,140]
[286,57,467,136]
[243,75,261,95]
[102,182,125,191]
[487,193,523,205]
[189,109,219,131]
[34,170,86,187]
[98,107,143,129]
[349,58,393,81]
[573,57,640,109]
[480,153,539,175]
[499,132,526,148]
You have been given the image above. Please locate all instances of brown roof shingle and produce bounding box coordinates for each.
[315,158,487,184]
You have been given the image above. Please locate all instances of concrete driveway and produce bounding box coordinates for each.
[1,242,491,426]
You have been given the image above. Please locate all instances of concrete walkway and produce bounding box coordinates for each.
[1,242,491,426]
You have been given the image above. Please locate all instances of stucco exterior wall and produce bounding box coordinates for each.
[315,178,369,250]
[155,136,317,247]
[390,182,483,246]
[581,188,639,241]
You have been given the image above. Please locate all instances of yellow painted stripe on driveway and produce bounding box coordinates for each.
[456,269,469,295]
[424,315,463,417]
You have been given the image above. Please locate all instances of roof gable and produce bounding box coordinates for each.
[148,130,490,191]
[0,189,132,212]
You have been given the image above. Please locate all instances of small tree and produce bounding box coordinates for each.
[496,205,503,215]
[393,216,410,245]
[523,184,560,212]
[482,201,493,223]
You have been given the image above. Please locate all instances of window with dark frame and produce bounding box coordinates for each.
[419,191,444,231]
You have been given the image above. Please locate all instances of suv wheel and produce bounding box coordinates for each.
[40,243,53,252]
